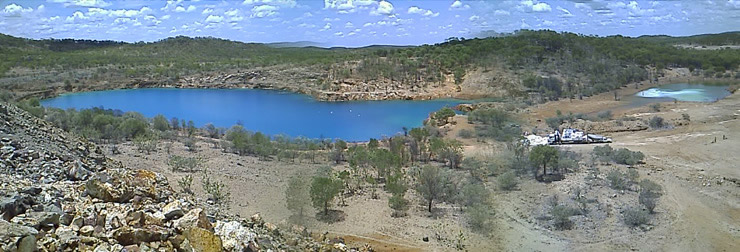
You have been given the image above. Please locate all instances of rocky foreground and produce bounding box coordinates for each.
[0,103,350,251]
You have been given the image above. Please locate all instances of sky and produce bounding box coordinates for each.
[1,0,738,47]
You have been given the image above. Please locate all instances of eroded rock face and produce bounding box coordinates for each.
[183,227,223,252]
[174,208,213,232]
[214,220,257,251]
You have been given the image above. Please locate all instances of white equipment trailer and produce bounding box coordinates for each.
[547,128,612,145]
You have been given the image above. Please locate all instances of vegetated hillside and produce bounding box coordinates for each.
[0,30,738,101]
[637,31,740,46]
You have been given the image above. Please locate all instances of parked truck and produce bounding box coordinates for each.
[547,128,612,145]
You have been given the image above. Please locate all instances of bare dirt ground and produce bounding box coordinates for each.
[109,74,739,251]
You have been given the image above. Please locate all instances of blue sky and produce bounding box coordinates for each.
[1,0,738,47]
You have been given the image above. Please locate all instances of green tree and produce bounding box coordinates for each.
[529,145,559,177]
[415,165,447,213]
[433,107,456,125]
[310,175,343,216]
[286,176,312,224]
[152,114,170,131]
[331,139,347,164]
[639,179,662,214]
[439,139,464,169]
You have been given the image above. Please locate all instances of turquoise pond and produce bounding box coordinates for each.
[635,83,732,102]
[41,88,465,141]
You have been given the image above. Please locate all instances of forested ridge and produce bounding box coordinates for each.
[1,30,738,100]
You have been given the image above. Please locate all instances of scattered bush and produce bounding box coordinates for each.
[460,183,489,207]
[467,203,494,233]
[622,207,649,227]
[596,110,613,120]
[639,179,663,214]
[457,129,474,138]
[468,108,521,141]
[133,134,157,154]
[649,103,661,112]
[178,175,193,194]
[551,204,579,230]
[433,107,456,125]
[388,194,409,217]
[168,155,203,172]
[496,171,518,191]
[183,138,198,152]
[201,169,231,206]
[682,113,690,121]
[649,116,666,129]
[592,145,614,163]
[606,169,630,190]
[612,148,644,165]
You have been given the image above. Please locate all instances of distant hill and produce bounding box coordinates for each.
[266,41,325,48]
[0,30,737,101]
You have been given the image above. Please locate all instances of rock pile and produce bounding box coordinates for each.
[0,103,350,251]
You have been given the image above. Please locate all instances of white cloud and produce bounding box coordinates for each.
[575,3,590,10]
[205,15,224,23]
[345,21,354,28]
[320,22,331,31]
[202,8,213,15]
[469,15,480,21]
[520,0,551,12]
[729,0,740,9]
[174,5,196,13]
[3,4,33,17]
[161,14,171,20]
[251,4,278,18]
[450,0,470,10]
[244,0,296,8]
[408,6,439,17]
[334,31,343,36]
[494,9,510,16]
[324,0,356,10]
[533,3,551,12]
[557,6,573,17]
[49,0,111,8]
[65,11,87,22]
[371,0,393,15]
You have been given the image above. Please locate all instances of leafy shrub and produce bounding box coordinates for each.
[551,205,578,230]
[457,129,474,138]
[168,155,203,172]
[649,103,661,112]
[623,207,649,227]
[606,169,630,190]
[497,171,518,191]
[461,183,489,207]
[639,179,662,213]
[178,175,193,194]
[682,113,690,121]
[596,110,613,120]
[201,169,231,206]
[649,116,666,129]
[467,203,494,233]
[134,134,157,154]
[612,148,644,165]
[388,194,409,217]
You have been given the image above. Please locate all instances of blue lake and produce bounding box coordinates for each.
[41,88,464,141]
[635,83,731,102]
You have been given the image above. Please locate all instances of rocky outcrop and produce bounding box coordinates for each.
[0,102,333,251]
[563,119,649,134]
